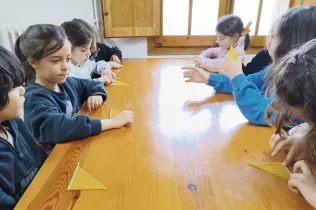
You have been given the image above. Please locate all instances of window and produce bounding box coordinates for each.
[148,0,292,55]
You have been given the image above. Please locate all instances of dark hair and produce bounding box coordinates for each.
[216,14,250,51]
[266,38,316,162]
[264,6,316,95]
[15,24,67,84]
[0,46,25,110]
[60,20,92,48]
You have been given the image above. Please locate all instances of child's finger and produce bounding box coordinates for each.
[291,173,305,179]
[293,160,313,175]
[183,71,191,78]
[271,139,291,156]
[90,98,96,110]
[270,134,283,148]
[282,146,297,166]
[288,179,301,194]
[182,66,193,70]
[87,98,92,111]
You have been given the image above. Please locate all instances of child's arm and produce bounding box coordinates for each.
[207,67,265,94]
[218,57,270,125]
[27,102,103,144]
[0,188,16,209]
[289,160,316,209]
[110,46,122,62]
[195,48,226,73]
[76,77,108,103]
[231,73,273,125]
[97,42,122,62]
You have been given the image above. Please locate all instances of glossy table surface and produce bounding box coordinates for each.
[16,59,312,210]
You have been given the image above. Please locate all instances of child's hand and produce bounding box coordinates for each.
[182,66,210,84]
[98,76,113,85]
[107,61,122,69]
[194,56,205,65]
[271,123,312,166]
[110,55,121,64]
[112,111,134,128]
[87,95,103,111]
[219,56,243,80]
[101,69,117,80]
[288,160,316,209]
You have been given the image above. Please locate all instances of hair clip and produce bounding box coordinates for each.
[242,22,252,36]
[287,57,296,64]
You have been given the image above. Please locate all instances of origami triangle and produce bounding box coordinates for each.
[248,162,291,179]
[67,163,107,190]
[227,46,238,60]
[110,109,120,118]
[112,80,129,86]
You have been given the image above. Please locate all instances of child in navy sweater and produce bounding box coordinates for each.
[183,6,316,126]
[0,47,47,209]
[15,24,134,148]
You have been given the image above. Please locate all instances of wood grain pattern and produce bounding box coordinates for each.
[16,59,313,210]
[102,0,160,37]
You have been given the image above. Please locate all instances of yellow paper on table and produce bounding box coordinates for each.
[67,163,107,190]
[110,109,120,118]
[227,46,238,60]
[112,80,129,86]
[188,61,196,64]
[248,162,291,179]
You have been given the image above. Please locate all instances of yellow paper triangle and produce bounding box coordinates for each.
[248,162,291,179]
[67,163,106,190]
[188,61,196,64]
[112,80,129,86]
[110,109,120,118]
[227,46,238,60]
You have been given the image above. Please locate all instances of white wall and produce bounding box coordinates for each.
[0,0,254,60]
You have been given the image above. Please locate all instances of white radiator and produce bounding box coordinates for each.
[0,24,26,53]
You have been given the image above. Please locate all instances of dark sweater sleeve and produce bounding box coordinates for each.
[74,77,108,104]
[242,49,272,75]
[0,188,15,209]
[28,101,102,144]
[96,42,122,62]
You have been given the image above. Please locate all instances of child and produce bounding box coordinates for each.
[265,38,316,209]
[183,6,316,126]
[194,15,251,73]
[60,20,114,84]
[0,46,47,209]
[71,18,123,69]
[15,24,134,148]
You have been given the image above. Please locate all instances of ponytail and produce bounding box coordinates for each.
[15,35,36,84]
[243,33,251,51]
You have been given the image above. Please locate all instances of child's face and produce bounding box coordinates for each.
[216,31,239,50]
[0,86,25,121]
[31,40,72,85]
[72,43,91,65]
[266,22,280,60]
[90,40,99,58]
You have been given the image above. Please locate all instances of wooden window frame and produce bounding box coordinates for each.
[148,0,295,55]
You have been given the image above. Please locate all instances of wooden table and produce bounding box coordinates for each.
[16,59,312,210]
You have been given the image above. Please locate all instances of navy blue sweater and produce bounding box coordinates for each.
[0,118,47,209]
[24,77,107,145]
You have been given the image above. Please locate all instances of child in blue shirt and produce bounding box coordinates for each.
[183,6,316,126]
[0,47,47,209]
[15,24,134,148]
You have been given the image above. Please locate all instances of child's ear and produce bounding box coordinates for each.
[28,58,39,69]
[233,33,240,41]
